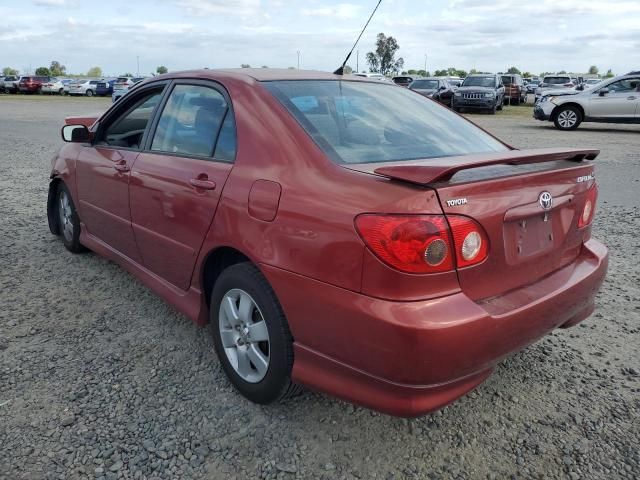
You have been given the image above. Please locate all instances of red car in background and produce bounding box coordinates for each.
[48,69,608,417]
[18,76,51,93]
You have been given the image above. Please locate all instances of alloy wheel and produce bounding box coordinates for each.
[557,110,578,128]
[58,190,74,243]
[218,288,270,383]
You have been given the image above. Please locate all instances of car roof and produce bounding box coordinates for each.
[146,68,382,86]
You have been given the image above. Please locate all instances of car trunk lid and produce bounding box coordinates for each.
[349,148,599,300]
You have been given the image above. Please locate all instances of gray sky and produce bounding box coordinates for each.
[2,0,639,76]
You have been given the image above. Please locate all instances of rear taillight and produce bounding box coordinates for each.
[447,216,489,268]
[355,214,489,273]
[578,185,597,228]
[355,215,454,273]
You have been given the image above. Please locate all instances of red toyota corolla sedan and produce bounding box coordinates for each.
[48,69,608,417]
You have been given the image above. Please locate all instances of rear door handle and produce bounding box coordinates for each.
[113,161,130,173]
[189,178,217,190]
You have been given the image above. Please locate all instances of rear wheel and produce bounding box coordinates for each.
[58,88,64,95]
[553,105,582,130]
[210,263,300,404]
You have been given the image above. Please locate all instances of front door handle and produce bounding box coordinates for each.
[189,178,217,190]
[628,96,637,100]
[113,161,129,173]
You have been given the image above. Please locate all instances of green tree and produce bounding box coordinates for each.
[604,69,614,78]
[87,66,102,77]
[434,69,447,77]
[407,69,417,75]
[506,66,521,75]
[558,70,567,74]
[156,66,168,75]
[121,72,133,77]
[366,33,404,76]
[35,66,51,76]
[416,69,428,77]
[588,65,599,75]
[343,65,353,74]
[261,65,269,68]
[240,64,251,68]
[522,71,532,78]
[49,61,66,76]
[2,67,19,76]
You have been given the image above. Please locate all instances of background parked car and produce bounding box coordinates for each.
[452,74,505,114]
[18,76,51,94]
[112,76,146,102]
[41,78,67,95]
[0,75,19,93]
[501,74,527,105]
[534,71,640,130]
[68,79,101,96]
[352,73,392,82]
[535,75,578,102]
[446,77,463,88]
[409,77,455,106]
[392,75,419,87]
[96,79,116,97]
[526,81,539,94]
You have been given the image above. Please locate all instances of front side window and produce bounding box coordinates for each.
[265,80,507,165]
[99,89,163,149]
[462,76,496,87]
[606,78,640,93]
[151,84,234,160]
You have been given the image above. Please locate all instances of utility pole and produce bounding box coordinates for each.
[136,56,140,76]
[356,50,359,72]
[297,50,300,70]
[424,53,427,73]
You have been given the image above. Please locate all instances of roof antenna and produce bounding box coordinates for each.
[333,0,383,75]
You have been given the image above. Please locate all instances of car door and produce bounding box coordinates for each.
[129,80,237,290]
[588,77,640,119]
[75,83,167,263]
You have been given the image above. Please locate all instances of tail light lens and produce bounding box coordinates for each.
[447,216,489,268]
[578,185,598,228]
[355,215,454,273]
[355,214,489,273]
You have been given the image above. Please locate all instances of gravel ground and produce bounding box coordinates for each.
[0,96,638,480]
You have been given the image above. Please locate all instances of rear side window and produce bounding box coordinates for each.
[151,84,236,161]
[607,77,640,93]
[265,80,507,164]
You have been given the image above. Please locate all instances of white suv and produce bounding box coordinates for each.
[533,71,640,130]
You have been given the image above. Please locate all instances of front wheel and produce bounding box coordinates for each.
[55,183,85,253]
[553,105,582,130]
[211,263,300,404]
[86,89,94,97]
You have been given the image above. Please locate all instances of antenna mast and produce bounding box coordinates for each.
[333,0,383,75]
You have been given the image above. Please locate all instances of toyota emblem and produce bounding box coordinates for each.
[539,191,553,210]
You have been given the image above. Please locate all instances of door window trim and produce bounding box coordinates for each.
[142,78,237,164]
[92,80,170,152]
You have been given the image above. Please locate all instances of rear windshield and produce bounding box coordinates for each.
[411,79,439,89]
[501,76,513,85]
[544,76,571,85]
[462,76,495,87]
[264,80,507,165]
[393,77,413,84]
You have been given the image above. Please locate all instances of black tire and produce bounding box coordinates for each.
[497,98,503,111]
[86,89,94,97]
[210,262,300,404]
[55,183,85,253]
[553,105,582,130]
[58,88,64,95]
[489,102,497,114]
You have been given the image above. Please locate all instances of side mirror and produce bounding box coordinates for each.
[598,88,610,97]
[439,85,446,90]
[576,84,585,91]
[61,124,90,143]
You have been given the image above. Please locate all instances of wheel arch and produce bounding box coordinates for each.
[552,102,585,121]
[201,246,252,309]
[47,177,63,235]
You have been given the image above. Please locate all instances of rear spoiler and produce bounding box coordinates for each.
[374,148,599,185]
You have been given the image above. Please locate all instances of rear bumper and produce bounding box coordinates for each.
[263,239,608,417]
